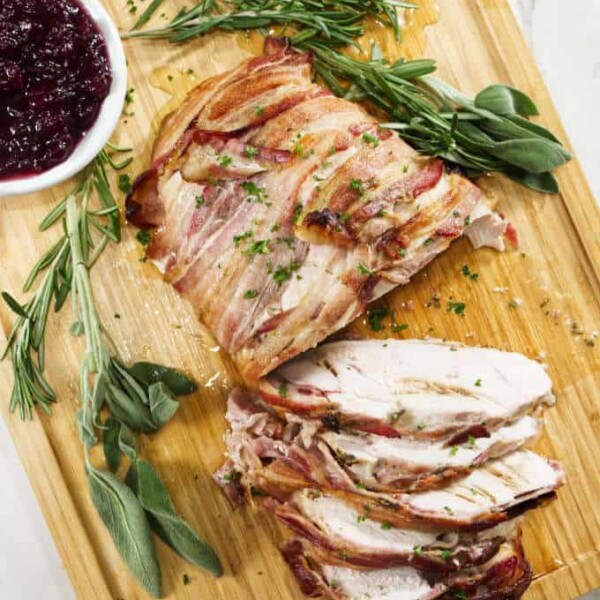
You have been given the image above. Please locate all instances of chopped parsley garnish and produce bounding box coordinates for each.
[467,435,476,449]
[136,230,152,246]
[356,481,366,490]
[244,145,259,159]
[423,237,435,246]
[118,174,132,194]
[222,471,241,482]
[396,248,407,258]
[244,289,259,299]
[391,323,409,333]
[461,264,479,281]
[233,230,253,246]
[350,178,366,196]
[362,132,379,147]
[292,142,307,158]
[402,164,409,173]
[390,411,402,423]
[243,239,270,256]
[449,445,459,457]
[356,514,367,524]
[255,105,265,116]
[241,181,268,203]
[272,263,299,286]
[447,299,466,316]
[474,378,482,387]
[452,210,461,218]
[183,574,191,585]
[441,549,452,560]
[292,203,303,224]
[417,422,425,431]
[443,506,454,515]
[464,215,472,226]
[413,545,423,555]
[278,384,288,398]
[380,521,392,531]
[270,224,281,233]
[358,263,374,276]
[368,307,388,332]
[330,579,340,590]
[453,592,468,600]
[329,146,337,155]
[195,195,205,208]
[218,154,233,168]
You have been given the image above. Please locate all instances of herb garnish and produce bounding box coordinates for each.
[447,299,466,316]
[218,154,233,168]
[350,178,366,196]
[244,145,259,158]
[461,264,479,280]
[244,289,259,299]
[358,263,374,276]
[368,307,388,331]
[126,0,570,193]
[362,132,379,147]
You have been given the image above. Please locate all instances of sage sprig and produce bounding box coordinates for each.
[125,0,570,193]
[65,195,222,595]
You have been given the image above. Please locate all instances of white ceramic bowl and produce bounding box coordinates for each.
[0,0,127,198]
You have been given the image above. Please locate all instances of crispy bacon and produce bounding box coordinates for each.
[128,43,504,381]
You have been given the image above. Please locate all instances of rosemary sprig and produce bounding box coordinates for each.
[126,0,570,193]
[65,196,222,595]
[1,144,132,419]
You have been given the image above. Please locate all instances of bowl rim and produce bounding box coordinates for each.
[0,0,128,198]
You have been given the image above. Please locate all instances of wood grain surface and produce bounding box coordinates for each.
[1,1,599,599]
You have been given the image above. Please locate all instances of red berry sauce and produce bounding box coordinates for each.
[0,0,113,181]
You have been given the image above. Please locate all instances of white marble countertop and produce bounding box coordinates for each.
[1,2,598,599]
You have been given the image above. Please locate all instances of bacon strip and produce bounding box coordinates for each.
[127,44,504,381]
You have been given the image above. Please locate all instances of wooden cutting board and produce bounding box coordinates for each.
[1,1,599,598]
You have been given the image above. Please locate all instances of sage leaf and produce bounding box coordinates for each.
[503,168,560,195]
[106,383,157,433]
[76,408,97,448]
[111,359,151,406]
[103,418,121,472]
[149,382,179,428]
[88,466,162,597]
[487,138,571,173]
[70,321,84,337]
[475,85,539,117]
[2,292,28,318]
[119,424,139,461]
[129,362,197,396]
[506,114,560,143]
[127,459,223,577]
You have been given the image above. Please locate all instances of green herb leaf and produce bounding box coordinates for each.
[103,418,122,472]
[119,174,132,194]
[127,459,223,576]
[475,84,539,117]
[148,382,180,428]
[129,362,198,396]
[1,292,28,318]
[119,424,139,461]
[132,0,166,30]
[486,138,571,174]
[106,383,157,434]
[88,465,162,597]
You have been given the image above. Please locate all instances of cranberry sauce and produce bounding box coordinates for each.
[0,0,113,181]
